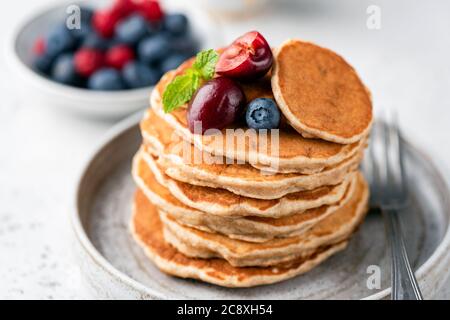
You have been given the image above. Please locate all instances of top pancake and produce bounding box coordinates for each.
[150,62,365,172]
[272,40,373,144]
[141,108,362,200]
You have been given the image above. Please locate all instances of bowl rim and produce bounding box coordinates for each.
[5,0,158,104]
[71,113,450,299]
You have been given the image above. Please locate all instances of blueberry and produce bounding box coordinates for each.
[160,53,186,73]
[80,6,94,24]
[70,22,92,41]
[246,98,281,130]
[146,21,161,36]
[88,68,125,91]
[116,14,148,45]
[82,33,109,50]
[51,53,80,86]
[137,34,170,64]
[106,37,123,49]
[163,13,188,36]
[46,24,76,56]
[122,62,159,88]
[170,35,199,56]
[33,54,55,75]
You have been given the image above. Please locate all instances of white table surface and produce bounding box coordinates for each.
[1,0,449,299]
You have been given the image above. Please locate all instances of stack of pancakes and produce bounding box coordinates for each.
[131,40,373,287]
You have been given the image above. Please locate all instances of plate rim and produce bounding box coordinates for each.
[72,113,450,300]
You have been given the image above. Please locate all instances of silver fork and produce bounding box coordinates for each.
[365,115,423,300]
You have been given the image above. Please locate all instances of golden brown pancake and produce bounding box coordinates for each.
[271,40,373,144]
[136,150,357,218]
[150,65,366,172]
[132,152,358,242]
[159,172,368,267]
[131,189,348,287]
[141,108,364,199]
[130,43,372,288]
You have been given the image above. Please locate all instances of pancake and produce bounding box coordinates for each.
[271,40,373,144]
[132,152,358,242]
[131,189,349,288]
[141,108,365,199]
[159,172,368,267]
[149,66,366,173]
[156,149,361,200]
[137,150,356,217]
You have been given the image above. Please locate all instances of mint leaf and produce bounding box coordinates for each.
[162,49,218,113]
[163,72,199,113]
[193,49,219,80]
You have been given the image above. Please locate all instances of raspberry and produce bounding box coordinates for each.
[136,0,164,22]
[74,48,105,77]
[111,0,136,19]
[33,37,46,56]
[92,9,121,38]
[106,45,135,70]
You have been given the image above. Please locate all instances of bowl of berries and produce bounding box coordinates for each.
[7,0,221,119]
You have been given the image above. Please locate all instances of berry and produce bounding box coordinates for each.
[137,0,164,22]
[88,68,125,90]
[245,98,280,130]
[33,54,54,75]
[111,0,136,18]
[46,24,76,56]
[70,22,92,41]
[122,61,159,88]
[137,34,170,64]
[170,35,199,56]
[51,53,80,85]
[92,9,121,38]
[33,37,46,56]
[163,13,188,36]
[216,31,273,80]
[80,6,94,24]
[106,45,135,69]
[74,48,104,77]
[115,14,148,45]
[188,77,245,134]
[160,53,186,73]
[82,33,109,50]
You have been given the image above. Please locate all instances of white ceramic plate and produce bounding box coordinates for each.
[5,0,223,119]
[72,114,450,299]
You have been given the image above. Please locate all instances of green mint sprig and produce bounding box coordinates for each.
[162,49,219,113]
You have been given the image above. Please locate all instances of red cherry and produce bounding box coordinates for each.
[33,37,46,56]
[216,31,273,80]
[188,77,246,134]
[136,0,164,22]
[74,48,105,77]
[106,45,135,70]
[111,0,136,19]
[92,9,121,38]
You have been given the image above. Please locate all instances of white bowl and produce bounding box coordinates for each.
[5,0,223,119]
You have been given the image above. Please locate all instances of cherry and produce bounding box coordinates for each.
[216,31,273,80]
[188,77,246,134]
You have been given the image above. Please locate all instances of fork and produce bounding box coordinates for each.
[365,115,423,300]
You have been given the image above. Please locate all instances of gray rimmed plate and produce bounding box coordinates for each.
[72,112,450,299]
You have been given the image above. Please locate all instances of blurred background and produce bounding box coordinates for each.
[0,0,449,299]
